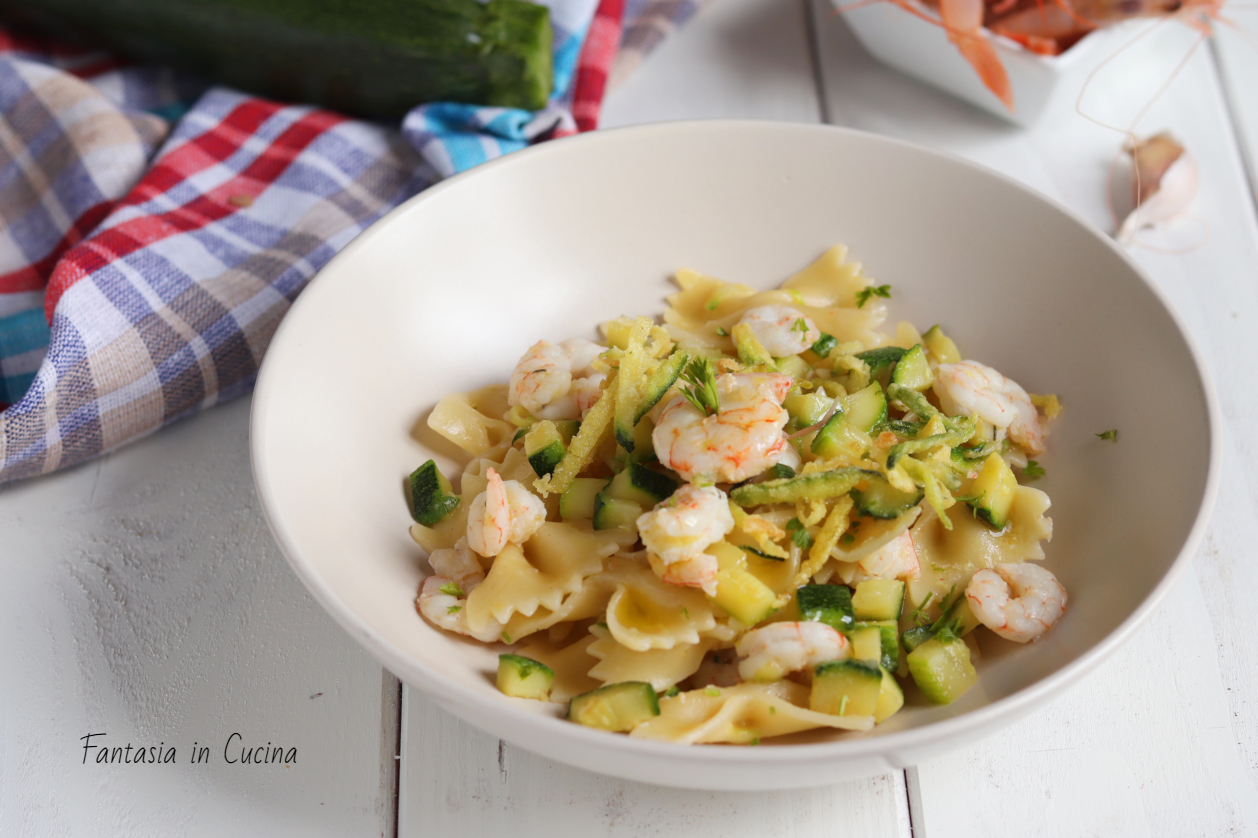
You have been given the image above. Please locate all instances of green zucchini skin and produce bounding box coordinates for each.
[796,584,854,633]
[409,460,460,525]
[0,0,553,116]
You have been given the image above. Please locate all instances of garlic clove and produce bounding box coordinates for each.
[1117,132,1199,244]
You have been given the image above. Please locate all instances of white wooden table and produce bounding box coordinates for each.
[5,3,1257,835]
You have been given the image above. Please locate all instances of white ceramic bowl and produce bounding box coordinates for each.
[840,4,1138,126]
[251,121,1218,790]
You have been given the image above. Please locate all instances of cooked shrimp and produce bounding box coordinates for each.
[737,305,821,357]
[735,621,851,682]
[857,530,921,581]
[653,372,794,482]
[647,551,719,597]
[966,562,1066,643]
[638,484,734,595]
[466,468,546,558]
[508,337,606,420]
[936,360,1045,454]
[417,538,504,642]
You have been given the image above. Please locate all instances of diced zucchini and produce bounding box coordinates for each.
[592,493,643,531]
[922,324,961,366]
[852,476,923,519]
[852,620,899,672]
[765,463,796,480]
[784,389,834,428]
[796,584,854,633]
[732,322,774,367]
[408,460,460,525]
[855,346,906,383]
[775,354,810,380]
[560,477,608,520]
[730,467,873,507]
[810,659,883,717]
[967,452,1018,529]
[907,637,977,705]
[852,579,906,621]
[524,420,565,479]
[568,682,660,731]
[496,654,555,701]
[553,419,580,445]
[901,625,933,653]
[843,382,888,434]
[605,463,678,507]
[634,351,689,425]
[810,407,849,459]
[875,669,905,723]
[811,332,838,358]
[711,566,779,626]
[890,344,933,391]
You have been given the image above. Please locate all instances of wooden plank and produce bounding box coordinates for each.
[400,689,912,838]
[0,398,398,837]
[600,0,823,126]
[810,1,1258,832]
[1213,12,1258,206]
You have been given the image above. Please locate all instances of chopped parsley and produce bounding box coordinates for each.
[679,356,721,416]
[841,534,855,545]
[501,631,512,644]
[704,686,722,697]
[855,284,892,308]
[446,605,462,615]
[785,518,815,549]
[768,705,776,715]
[1096,429,1119,443]
[749,738,761,746]
[839,695,849,715]
[682,607,691,619]
[910,591,936,626]
[1023,460,1046,479]
[792,318,810,334]
[438,581,465,598]
[716,326,729,337]
[663,686,680,698]
[705,298,720,311]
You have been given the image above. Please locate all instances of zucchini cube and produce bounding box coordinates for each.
[796,584,854,633]
[810,659,883,716]
[496,654,555,701]
[408,460,460,525]
[907,637,977,705]
[568,682,660,731]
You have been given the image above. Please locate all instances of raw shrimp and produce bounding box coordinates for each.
[653,372,794,482]
[965,561,1066,642]
[508,337,606,419]
[936,360,1045,454]
[638,484,734,595]
[737,305,821,357]
[879,0,1012,109]
[416,539,504,642]
[466,468,546,558]
[735,621,851,682]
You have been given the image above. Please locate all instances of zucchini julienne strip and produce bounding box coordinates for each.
[898,457,958,531]
[731,323,774,368]
[535,373,616,497]
[634,350,689,424]
[885,422,976,469]
[775,496,856,607]
[730,468,874,507]
[614,317,654,452]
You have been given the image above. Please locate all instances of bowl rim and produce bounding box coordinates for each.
[250,119,1222,779]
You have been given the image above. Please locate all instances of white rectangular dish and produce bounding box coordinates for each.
[839,3,1135,126]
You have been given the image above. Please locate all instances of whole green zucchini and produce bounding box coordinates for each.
[0,0,553,116]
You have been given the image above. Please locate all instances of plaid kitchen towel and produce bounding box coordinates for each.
[0,0,707,484]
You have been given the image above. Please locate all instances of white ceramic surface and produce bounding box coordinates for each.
[251,121,1219,790]
[839,4,1134,125]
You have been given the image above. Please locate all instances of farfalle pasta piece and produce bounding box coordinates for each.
[905,487,1053,606]
[629,681,874,744]
[779,245,867,307]
[587,624,714,691]
[427,385,515,460]
[821,507,922,584]
[603,557,717,652]
[516,632,601,703]
[465,523,619,633]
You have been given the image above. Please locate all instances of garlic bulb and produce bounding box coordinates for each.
[1117,132,1198,244]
